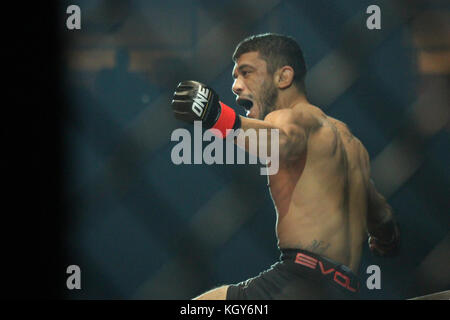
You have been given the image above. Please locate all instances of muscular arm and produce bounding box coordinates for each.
[367,180,396,239]
[363,148,400,254]
[234,108,313,161]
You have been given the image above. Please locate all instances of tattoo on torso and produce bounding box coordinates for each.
[299,240,331,255]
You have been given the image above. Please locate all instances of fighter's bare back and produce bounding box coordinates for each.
[265,103,369,273]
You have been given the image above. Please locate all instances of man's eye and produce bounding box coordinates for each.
[242,71,250,77]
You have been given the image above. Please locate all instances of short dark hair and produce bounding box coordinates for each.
[232,33,307,92]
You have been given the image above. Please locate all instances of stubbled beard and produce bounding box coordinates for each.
[258,79,278,120]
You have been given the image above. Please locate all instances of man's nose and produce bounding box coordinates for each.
[232,78,244,96]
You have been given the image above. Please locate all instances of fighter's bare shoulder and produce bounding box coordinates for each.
[264,103,323,132]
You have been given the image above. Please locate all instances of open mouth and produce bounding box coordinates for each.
[236,98,253,110]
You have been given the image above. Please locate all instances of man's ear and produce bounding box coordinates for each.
[275,66,294,89]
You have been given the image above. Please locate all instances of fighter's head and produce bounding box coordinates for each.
[231,33,307,120]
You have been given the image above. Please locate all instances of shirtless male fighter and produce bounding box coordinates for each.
[171,33,400,299]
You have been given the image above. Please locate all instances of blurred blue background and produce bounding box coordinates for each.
[59,0,449,299]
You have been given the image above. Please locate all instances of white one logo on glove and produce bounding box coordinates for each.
[192,86,210,117]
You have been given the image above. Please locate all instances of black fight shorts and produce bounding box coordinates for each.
[226,249,360,300]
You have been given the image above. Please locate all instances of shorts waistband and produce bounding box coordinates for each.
[280,248,360,294]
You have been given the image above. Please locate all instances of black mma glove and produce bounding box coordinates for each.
[368,219,400,257]
[171,80,241,138]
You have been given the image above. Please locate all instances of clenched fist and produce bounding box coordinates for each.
[171,80,241,138]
